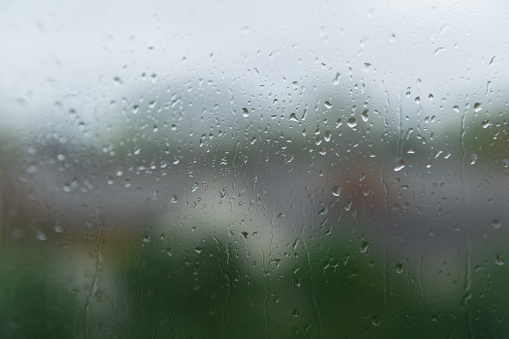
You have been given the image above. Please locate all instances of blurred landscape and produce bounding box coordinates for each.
[1,0,509,338]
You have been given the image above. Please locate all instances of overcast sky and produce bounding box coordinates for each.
[1,0,508,135]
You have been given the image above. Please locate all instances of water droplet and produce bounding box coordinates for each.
[345,201,352,211]
[242,107,249,117]
[360,241,369,253]
[491,220,502,229]
[240,232,249,242]
[26,165,38,175]
[394,158,405,172]
[333,72,341,85]
[35,229,47,241]
[57,154,66,161]
[415,96,421,104]
[289,113,299,122]
[474,102,482,113]
[395,263,403,274]
[426,157,432,168]
[332,186,341,196]
[324,130,331,142]
[324,101,332,109]
[470,154,478,165]
[361,109,369,122]
[347,117,357,129]
[495,254,505,266]
[482,119,491,128]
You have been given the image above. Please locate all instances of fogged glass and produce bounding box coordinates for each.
[1,1,508,338]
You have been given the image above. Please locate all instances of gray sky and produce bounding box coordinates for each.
[1,0,508,136]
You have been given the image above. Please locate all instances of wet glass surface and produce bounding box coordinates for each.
[1,1,509,338]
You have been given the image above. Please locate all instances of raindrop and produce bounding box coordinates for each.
[332,186,341,197]
[359,241,369,253]
[361,109,369,122]
[491,220,502,229]
[324,101,333,109]
[470,154,478,165]
[324,130,332,142]
[289,113,299,122]
[495,254,505,266]
[333,72,341,85]
[394,158,405,172]
[242,107,249,117]
[395,263,403,274]
[474,102,482,113]
[26,165,38,174]
[347,117,357,129]
[426,157,432,168]
[35,229,47,241]
[482,120,491,128]
[240,232,249,242]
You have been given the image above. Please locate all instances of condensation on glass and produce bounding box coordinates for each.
[0,1,508,338]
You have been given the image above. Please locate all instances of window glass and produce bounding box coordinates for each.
[1,1,508,337]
